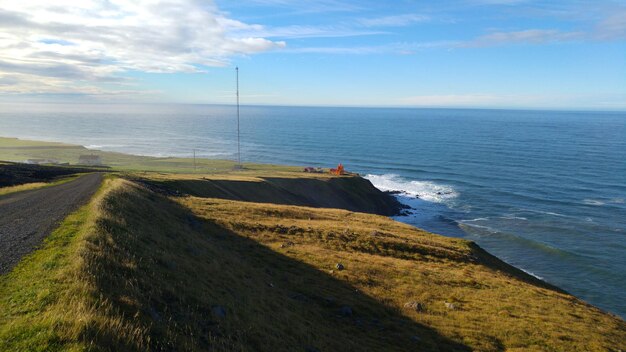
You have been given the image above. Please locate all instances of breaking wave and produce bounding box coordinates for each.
[364,174,458,203]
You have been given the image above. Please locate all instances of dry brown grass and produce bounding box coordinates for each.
[1,175,625,351]
[76,180,471,351]
[0,174,82,196]
[0,182,48,195]
[177,196,626,352]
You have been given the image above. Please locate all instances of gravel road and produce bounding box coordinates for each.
[0,173,103,274]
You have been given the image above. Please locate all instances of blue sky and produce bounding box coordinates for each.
[1,0,625,109]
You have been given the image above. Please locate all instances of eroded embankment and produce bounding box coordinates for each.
[138,174,405,216]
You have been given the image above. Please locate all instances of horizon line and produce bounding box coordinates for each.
[1,100,625,113]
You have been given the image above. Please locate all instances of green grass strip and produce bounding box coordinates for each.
[0,178,110,352]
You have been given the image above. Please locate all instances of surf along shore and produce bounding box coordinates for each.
[0,136,624,351]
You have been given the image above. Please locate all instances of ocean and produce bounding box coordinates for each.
[1,103,625,318]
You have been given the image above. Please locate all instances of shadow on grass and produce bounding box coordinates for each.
[0,162,98,187]
[139,177,562,297]
[83,184,474,351]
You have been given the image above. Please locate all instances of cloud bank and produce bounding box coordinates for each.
[0,0,285,94]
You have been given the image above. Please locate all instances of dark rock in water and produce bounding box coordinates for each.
[404,301,425,312]
[339,305,353,317]
[335,263,345,270]
[385,190,403,195]
[211,305,227,319]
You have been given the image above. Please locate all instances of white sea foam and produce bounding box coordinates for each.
[523,209,571,218]
[463,217,490,222]
[501,215,528,221]
[583,199,605,206]
[458,222,496,232]
[85,144,127,150]
[519,268,544,280]
[364,174,458,203]
[586,198,626,205]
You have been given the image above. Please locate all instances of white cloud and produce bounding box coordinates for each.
[283,41,458,54]
[461,29,584,47]
[251,24,385,39]
[0,0,285,94]
[594,9,626,40]
[233,0,362,14]
[358,14,429,27]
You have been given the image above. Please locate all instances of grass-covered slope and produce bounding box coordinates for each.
[180,196,625,351]
[80,180,473,351]
[2,175,625,351]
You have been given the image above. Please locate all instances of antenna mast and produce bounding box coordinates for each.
[236,66,241,167]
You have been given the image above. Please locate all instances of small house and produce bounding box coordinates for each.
[78,154,102,166]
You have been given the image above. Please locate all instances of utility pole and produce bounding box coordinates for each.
[193,149,196,171]
[236,66,241,169]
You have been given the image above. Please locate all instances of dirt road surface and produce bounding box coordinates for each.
[0,173,103,274]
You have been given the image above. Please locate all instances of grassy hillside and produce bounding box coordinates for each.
[1,175,624,351]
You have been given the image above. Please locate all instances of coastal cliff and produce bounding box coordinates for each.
[1,168,624,351]
[139,174,405,216]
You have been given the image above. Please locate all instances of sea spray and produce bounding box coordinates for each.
[364,174,458,203]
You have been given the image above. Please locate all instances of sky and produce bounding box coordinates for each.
[0,0,625,109]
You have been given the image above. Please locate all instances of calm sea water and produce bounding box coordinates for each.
[1,104,625,318]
